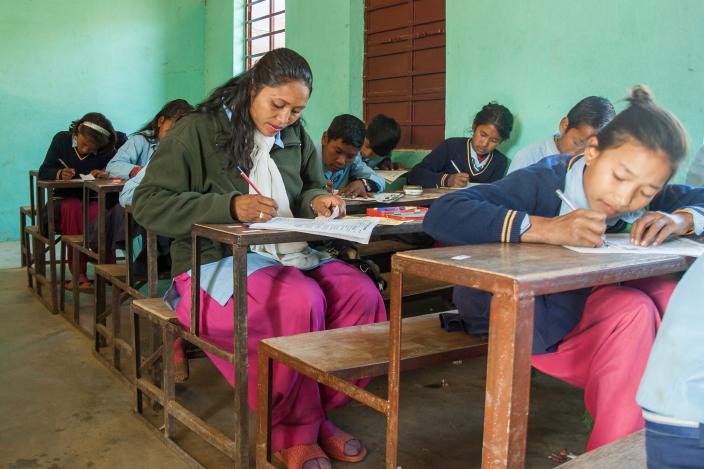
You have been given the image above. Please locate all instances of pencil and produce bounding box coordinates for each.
[236,166,263,196]
[450,160,462,174]
[58,158,69,169]
[555,189,609,246]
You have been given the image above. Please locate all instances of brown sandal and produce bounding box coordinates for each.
[273,443,330,469]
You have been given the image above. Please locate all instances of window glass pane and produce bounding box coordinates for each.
[251,36,270,56]
[273,12,285,31]
[251,17,270,37]
[274,0,285,13]
[273,32,285,49]
[251,0,269,20]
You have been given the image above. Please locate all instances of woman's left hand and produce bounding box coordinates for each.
[90,169,109,179]
[311,194,346,218]
[630,211,693,246]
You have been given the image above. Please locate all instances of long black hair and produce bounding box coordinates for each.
[69,112,117,152]
[196,48,313,170]
[597,85,688,168]
[137,99,194,143]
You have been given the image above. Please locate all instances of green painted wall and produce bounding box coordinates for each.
[204,0,247,95]
[445,0,704,181]
[0,0,206,240]
[286,0,364,144]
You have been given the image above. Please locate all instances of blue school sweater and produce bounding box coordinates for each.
[406,137,508,188]
[423,154,704,354]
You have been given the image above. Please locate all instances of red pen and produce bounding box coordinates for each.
[237,166,263,195]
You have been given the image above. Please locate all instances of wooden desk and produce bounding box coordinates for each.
[34,179,84,313]
[83,179,125,263]
[389,244,693,468]
[184,220,425,468]
[344,188,449,214]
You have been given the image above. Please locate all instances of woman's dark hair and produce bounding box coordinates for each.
[137,99,194,143]
[366,114,401,156]
[196,48,313,170]
[597,85,688,166]
[327,114,366,148]
[69,112,117,152]
[473,102,513,141]
[566,96,615,131]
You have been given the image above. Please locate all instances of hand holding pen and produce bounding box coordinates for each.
[447,160,469,188]
[231,166,278,222]
[555,189,610,247]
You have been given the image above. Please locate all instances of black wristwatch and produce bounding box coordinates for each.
[359,178,372,192]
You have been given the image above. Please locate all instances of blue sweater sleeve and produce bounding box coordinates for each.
[348,155,386,192]
[424,165,563,244]
[106,134,152,179]
[406,139,454,188]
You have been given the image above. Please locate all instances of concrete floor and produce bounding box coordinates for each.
[0,246,589,468]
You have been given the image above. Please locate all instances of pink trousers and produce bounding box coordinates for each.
[59,198,115,274]
[531,277,676,451]
[173,260,386,452]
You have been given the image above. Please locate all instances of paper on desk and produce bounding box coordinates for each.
[79,173,95,181]
[375,170,407,183]
[250,216,379,244]
[346,215,406,226]
[564,233,704,257]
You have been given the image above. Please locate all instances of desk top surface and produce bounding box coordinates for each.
[395,243,693,293]
[344,188,451,212]
[192,219,424,246]
[84,179,125,191]
[37,179,84,189]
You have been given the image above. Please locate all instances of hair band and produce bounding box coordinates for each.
[81,121,110,137]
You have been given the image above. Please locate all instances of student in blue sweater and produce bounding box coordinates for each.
[406,102,513,187]
[424,86,704,452]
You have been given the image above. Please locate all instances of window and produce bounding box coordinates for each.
[246,0,286,69]
[363,0,446,149]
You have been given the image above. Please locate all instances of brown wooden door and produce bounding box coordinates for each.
[364,0,446,149]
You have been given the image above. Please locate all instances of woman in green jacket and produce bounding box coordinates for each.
[133,48,383,468]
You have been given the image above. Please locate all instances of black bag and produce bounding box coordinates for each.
[319,240,387,293]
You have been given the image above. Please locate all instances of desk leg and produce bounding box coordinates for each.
[385,266,403,469]
[481,293,534,469]
[233,245,249,469]
[47,189,58,314]
[98,191,106,264]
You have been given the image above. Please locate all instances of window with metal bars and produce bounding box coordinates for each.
[363,0,446,149]
[246,0,286,69]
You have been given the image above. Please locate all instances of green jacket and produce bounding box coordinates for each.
[132,109,328,277]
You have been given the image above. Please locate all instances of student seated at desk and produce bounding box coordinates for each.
[637,254,703,469]
[91,100,192,275]
[319,114,386,197]
[423,86,704,452]
[360,114,402,170]
[507,96,615,174]
[686,142,704,186]
[133,48,384,469]
[406,102,513,187]
[38,112,127,289]
[107,99,193,180]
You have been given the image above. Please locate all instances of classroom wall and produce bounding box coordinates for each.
[0,0,206,241]
[445,0,704,180]
[204,0,248,95]
[286,0,364,144]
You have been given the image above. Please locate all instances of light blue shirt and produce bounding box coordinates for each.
[520,157,704,235]
[317,142,386,192]
[637,255,704,422]
[508,134,560,174]
[687,144,704,187]
[107,131,158,179]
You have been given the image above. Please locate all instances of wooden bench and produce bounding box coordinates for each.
[59,234,98,332]
[19,170,38,270]
[130,297,239,467]
[557,430,645,468]
[256,312,488,466]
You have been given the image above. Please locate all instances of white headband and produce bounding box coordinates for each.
[81,121,110,137]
